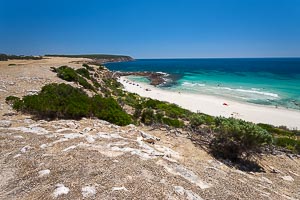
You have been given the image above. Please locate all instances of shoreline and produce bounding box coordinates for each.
[119,76,300,129]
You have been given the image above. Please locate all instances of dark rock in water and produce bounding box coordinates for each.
[115,71,170,86]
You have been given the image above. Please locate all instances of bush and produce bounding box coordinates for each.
[258,123,296,137]
[91,95,131,126]
[141,109,156,125]
[274,137,300,153]
[210,117,272,161]
[144,99,190,119]
[14,83,91,119]
[5,96,20,105]
[162,117,184,128]
[55,66,95,91]
[56,66,78,82]
[76,68,91,79]
[77,76,95,91]
[190,114,215,127]
[9,83,131,125]
[83,63,95,71]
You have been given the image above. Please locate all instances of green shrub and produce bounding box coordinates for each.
[274,137,300,153]
[55,66,95,91]
[92,95,131,126]
[141,109,156,125]
[91,77,101,88]
[144,99,190,119]
[210,117,272,161]
[14,83,91,119]
[56,66,78,82]
[83,63,95,71]
[9,83,131,125]
[77,76,95,91]
[76,68,91,79]
[190,114,215,127]
[5,96,20,105]
[162,117,184,128]
[258,123,296,137]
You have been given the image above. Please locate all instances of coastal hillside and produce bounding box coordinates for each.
[45,54,134,64]
[0,57,299,200]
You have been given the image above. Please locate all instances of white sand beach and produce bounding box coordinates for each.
[119,76,300,129]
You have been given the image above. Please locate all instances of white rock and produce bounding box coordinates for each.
[140,130,160,141]
[82,186,96,198]
[66,121,79,129]
[83,127,92,133]
[20,145,32,153]
[157,160,211,189]
[62,145,77,152]
[53,184,70,198]
[112,186,128,191]
[13,154,21,158]
[174,186,204,200]
[174,186,185,195]
[0,120,12,128]
[282,176,294,182]
[40,144,47,149]
[14,135,24,139]
[38,169,50,177]
[126,124,136,128]
[261,177,273,184]
[86,135,95,143]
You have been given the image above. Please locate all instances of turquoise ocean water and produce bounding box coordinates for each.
[105,58,300,110]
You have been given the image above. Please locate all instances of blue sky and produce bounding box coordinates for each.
[1,0,300,58]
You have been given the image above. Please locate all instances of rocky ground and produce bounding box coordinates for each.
[0,57,299,200]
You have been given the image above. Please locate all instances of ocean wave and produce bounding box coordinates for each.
[182,82,206,87]
[216,87,279,98]
[157,72,169,76]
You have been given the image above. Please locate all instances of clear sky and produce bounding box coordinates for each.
[1,0,300,58]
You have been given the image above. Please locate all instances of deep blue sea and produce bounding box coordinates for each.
[105,58,300,110]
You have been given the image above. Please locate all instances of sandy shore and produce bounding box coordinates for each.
[119,76,300,129]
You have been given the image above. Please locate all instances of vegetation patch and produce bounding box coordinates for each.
[274,137,300,153]
[53,66,95,91]
[210,117,273,161]
[0,54,42,61]
[76,68,91,79]
[82,63,95,71]
[8,83,131,126]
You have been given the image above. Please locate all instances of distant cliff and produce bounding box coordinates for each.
[45,54,134,64]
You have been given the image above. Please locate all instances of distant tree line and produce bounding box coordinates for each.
[45,54,133,60]
[0,54,43,61]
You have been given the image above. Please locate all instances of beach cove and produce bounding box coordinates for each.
[119,76,300,129]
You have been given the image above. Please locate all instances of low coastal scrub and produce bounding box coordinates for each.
[0,54,43,61]
[76,68,91,79]
[210,117,273,161]
[52,66,95,91]
[92,95,131,126]
[7,63,299,164]
[274,137,300,153]
[83,63,95,71]
[9,83,131,126]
